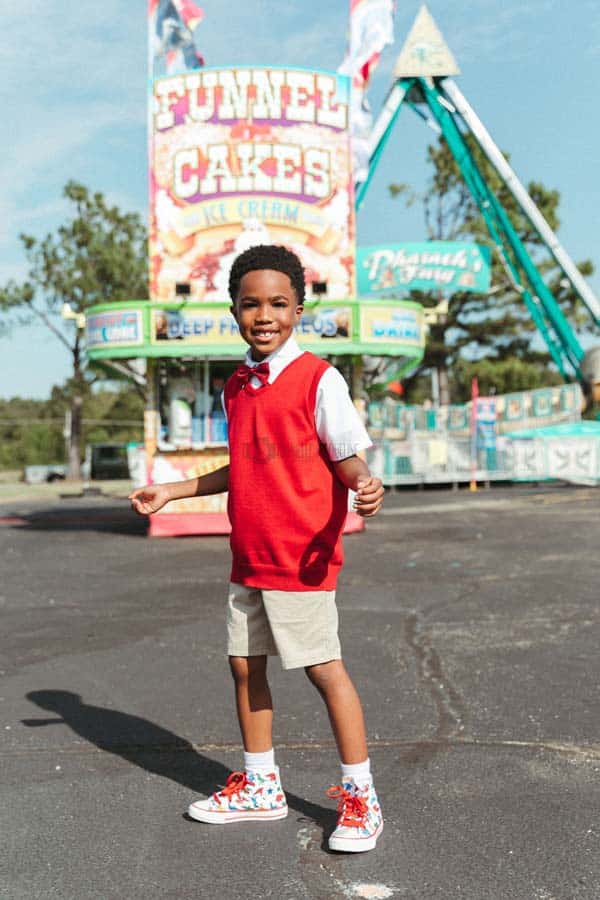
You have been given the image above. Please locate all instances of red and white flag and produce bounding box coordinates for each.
[149,0,205,77]
[339,0,395,183]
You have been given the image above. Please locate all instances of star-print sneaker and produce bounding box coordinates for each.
[326,778,383,852]
[188,768,288,824]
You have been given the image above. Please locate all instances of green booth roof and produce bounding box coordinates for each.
[84,298,426,377]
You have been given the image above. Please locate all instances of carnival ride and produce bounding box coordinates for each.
[356,6,600,397]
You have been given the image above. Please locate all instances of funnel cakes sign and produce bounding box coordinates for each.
[150,66,355,301]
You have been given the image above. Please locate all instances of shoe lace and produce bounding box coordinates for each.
[214,771,249,804]
[326,785,368,828]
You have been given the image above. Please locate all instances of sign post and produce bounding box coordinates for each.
[470,376,479,491]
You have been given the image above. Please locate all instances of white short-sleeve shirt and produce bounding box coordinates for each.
[222,335,372,461]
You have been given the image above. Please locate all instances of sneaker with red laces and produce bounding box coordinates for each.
[326,778,383,852]
[188,769,288,824]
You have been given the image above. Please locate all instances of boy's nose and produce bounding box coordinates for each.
[255,307,274,322]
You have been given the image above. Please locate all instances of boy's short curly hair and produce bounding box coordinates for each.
[228,244,305,305]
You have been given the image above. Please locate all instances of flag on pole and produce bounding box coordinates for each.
[339,0,395,184]
[174,0,204,30]
[150,0,205,78]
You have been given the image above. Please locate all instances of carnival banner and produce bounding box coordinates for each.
[151,305,354,346]
[150,66,355,302]
[357,241,491,295]
[85,299,426,363]
[86,310,144,350]
[152,308,241,344]
[359,303,423,346]
[296,307,353,342]
[475,397,498,452]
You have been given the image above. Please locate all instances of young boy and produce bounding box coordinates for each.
[129,245,385,852]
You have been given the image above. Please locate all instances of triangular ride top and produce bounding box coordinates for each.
[394,4,460,78]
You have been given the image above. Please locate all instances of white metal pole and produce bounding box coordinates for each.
[355,81,409,201]
[443,78,600,323]
[204,358,210,442]
[366,82,407,160]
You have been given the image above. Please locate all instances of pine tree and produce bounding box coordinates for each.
[0,182,148,478]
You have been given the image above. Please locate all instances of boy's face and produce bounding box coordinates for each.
[231,269,303,361]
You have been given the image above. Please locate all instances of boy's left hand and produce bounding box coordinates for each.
[353,476,384,517]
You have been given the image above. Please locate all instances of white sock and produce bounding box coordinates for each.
[341,758,372,787]
[244,748,276,773]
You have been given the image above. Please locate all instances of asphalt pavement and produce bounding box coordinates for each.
[2,484,599,899]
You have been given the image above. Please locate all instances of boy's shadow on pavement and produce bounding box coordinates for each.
[23,690,335,833]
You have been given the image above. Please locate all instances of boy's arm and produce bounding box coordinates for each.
[333,456,384,518]
[314,366,383,518]
[129,465,229,516]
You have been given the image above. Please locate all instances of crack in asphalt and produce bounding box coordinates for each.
[297,821,350,900]
[402,611,468,743]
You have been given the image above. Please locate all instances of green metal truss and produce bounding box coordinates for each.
[356,75,586,382]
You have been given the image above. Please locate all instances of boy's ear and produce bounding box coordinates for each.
[230,303,238,320]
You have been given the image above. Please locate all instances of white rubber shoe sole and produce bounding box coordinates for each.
[328,820,383,852]
[188,803,288,825]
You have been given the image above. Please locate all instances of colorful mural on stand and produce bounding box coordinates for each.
[149,65,355,303]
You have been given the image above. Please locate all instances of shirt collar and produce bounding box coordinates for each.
[244,334,302,369]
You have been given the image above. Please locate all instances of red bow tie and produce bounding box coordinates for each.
[236,361,270,387]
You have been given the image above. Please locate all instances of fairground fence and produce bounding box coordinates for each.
[365,384,600,487]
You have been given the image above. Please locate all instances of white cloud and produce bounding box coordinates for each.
[0,1,147,261]
[196,0,346,69]
[6,102,142,172]
[1,0,144,85]
[1,197,71,253]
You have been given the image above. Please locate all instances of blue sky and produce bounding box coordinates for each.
[1,0,599,398]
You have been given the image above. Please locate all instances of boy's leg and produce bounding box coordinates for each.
[229,654,273,752]
[188,654,287,824]
[304,659,367,763]
[305,659,383,852]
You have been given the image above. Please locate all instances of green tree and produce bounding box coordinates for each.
[450,357,562,400]
[0,385,144,472]
[0,182,148,478]
[390,137,594,404]
[0,397,64,470]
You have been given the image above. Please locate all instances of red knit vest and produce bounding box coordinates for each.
[224,352,348,591]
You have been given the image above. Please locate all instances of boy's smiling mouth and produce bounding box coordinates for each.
[253,329,278,339]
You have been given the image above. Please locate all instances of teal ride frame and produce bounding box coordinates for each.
[356,75,593,383]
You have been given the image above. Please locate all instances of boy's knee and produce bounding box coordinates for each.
[229,655,267,683]
[304,659,343,690]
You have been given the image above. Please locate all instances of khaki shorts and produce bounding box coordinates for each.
[226,582,342,670]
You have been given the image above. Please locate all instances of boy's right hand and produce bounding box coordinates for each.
[128,484,172,516]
